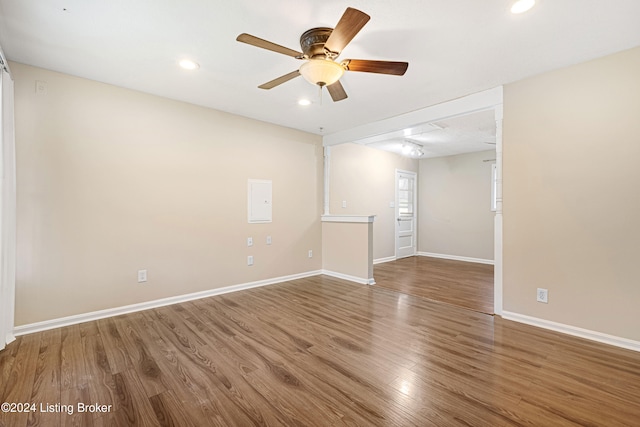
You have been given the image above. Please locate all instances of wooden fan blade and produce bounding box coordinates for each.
[236,33,303,58]
[258,70,301,89]
[343,59,408,75]
[324,8,370,55]
[327,80,348,102]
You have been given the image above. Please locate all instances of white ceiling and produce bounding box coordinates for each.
[1,0,639,137]
[364,109,497,159]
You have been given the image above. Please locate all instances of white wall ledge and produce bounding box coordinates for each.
[321,215,376,223]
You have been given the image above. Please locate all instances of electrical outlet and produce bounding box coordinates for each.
[537,288,548,303]
[247,237,253,247]
[342,200,347,208]
[247,256,254,266]
[308,250,313,258]
[266,236,272,245]
[137,270,147,283]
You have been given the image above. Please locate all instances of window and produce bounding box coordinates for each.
[398,176,414,216]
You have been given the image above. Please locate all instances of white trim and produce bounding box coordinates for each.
[373,256,396,265]
[493,103,504,315]
[323,146,331,215]
[0,69,16,350]
[490,163,497,212]
[4,331,15,345]
[0,46,12,78]
[13,270,322,337]
[322,270,375,285]
[321,215,375,223]
[417,252,494,265]
[493,211,503,314]
[502,311,640,353]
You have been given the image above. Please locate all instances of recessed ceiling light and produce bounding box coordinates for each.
[179,59,199,70]
[511,0,535,14]
[298,99,312,106]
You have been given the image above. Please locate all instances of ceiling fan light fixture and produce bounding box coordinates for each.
[299,59,344,87]
[511,0,535,14]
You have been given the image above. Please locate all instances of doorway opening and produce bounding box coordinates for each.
[323,87,503,315]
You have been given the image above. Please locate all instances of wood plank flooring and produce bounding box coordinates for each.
[2,275,640,426]
[374,256,494,314]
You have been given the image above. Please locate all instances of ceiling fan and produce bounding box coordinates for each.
[236,7,409,102]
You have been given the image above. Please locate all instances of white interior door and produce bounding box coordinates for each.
[396,170,417,259]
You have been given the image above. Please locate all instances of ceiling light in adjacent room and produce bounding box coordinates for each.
[179,59,200,70]
[298,99,312,106]
[401,140,425,158]
[511,0,535,14]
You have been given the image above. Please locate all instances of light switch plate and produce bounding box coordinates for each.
[137,270,147,283]
[537,288,548,303]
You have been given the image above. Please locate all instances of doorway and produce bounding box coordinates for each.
[324,87,503,315]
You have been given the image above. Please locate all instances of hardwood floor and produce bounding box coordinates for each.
[374,256,494,314]
[2,275,640,426]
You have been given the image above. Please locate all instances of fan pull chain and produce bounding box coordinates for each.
[318,85,323,106]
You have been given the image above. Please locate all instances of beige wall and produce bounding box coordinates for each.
[418,150,495,260]
[13,62,323,326]
[322,221,373,281]
[503,46,640,341]
[329,143,418,261]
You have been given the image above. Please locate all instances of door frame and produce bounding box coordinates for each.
[395,169,417,259]
[0,64,16,351]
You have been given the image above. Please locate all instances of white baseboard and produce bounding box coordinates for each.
[502,311,640,353]
[1,332,16,351]
[373,256,396,265]
[417,252,494,265]
[322,270,375,285]
[13,270,323,337]
[5,332,15,345]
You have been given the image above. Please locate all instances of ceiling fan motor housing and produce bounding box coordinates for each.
[300,27,333,58]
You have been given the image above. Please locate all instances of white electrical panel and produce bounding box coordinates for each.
[248,179,272,223]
